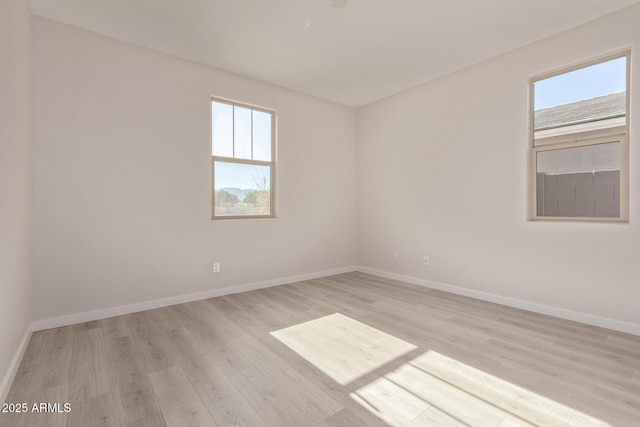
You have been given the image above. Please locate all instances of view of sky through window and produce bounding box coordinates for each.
[534,56,626,110]
[212,99,274,217]
[214,162,270,191]
[211,102,273,192]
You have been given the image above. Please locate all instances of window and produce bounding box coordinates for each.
[211,98,276,219]
[530,52,630,221]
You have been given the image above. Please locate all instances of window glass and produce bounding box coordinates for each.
[535,142,620,218]
[211,101,233,157]
[253,110,272,161]
[234,106,253,160]
[214,162,271,217]
[211,98,275,219]
[530,52,628,221]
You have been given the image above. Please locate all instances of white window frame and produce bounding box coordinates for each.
[529,51,630,222]
[211,97,277,220]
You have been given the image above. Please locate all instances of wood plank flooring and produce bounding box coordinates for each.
[2,272,640,426]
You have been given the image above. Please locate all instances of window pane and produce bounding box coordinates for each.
[253,110,272,161]
[212,101,233,157]
[234,106,252,160]
[214,161,271,217]
[536,142,620,218]
[533,56,626,145]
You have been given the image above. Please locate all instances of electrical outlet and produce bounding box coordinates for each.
[213,262,220,273]
[393,251,399,261]
[423,256,430,266]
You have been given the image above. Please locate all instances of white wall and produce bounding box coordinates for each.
[0,0,33,401]
[32,18,357,323]
[357,4,640,327]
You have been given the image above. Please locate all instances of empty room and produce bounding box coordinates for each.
[2,0,640,425]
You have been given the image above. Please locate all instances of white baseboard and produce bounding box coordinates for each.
[30,263,640,335]
[1,326,32,404]
[357,266,640,336]
[31,266,357,331]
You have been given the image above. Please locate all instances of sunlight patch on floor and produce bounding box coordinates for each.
[351,351,611,426]
[270,313,417,385]
[272,313,610,426]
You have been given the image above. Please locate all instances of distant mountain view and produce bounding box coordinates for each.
[219,187,250,200]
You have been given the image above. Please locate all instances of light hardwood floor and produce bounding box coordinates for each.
[2,272,639,426]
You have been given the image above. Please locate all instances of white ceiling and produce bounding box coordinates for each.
[29,0,640,107]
